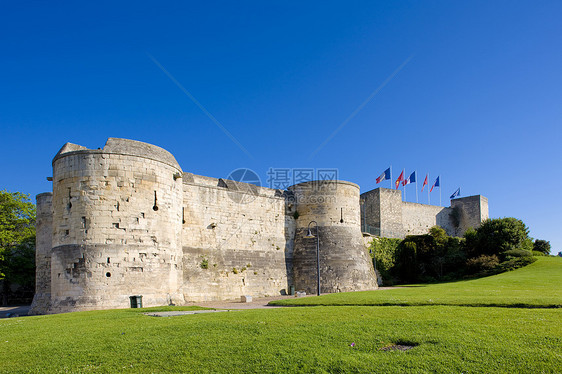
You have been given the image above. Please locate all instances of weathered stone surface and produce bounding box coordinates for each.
[31,139,487,314]
[290,181,378,294]
[361,188,488,238]
[29,193,53,315]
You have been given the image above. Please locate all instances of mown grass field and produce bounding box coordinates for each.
[269,256,562,308]
[1,257,561,373]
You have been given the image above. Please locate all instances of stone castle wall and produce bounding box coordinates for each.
[29,193,52,315]
[290,181,378,294]
[361,188,489,238]
[31,138,487,314]
[180,173,294,301]
[401,202,453,236]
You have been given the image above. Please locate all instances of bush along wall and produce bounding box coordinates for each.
[368,217,539,284]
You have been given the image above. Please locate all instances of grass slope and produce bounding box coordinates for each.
[270,257,562,308]
[0,258,560,373]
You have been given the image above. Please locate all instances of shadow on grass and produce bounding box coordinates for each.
[269,302,562,309]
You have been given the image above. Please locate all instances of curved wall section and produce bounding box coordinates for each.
[29,193,53,315]
[290,181,378,294]
[49,139,184,312]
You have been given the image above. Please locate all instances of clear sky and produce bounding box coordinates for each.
[1,1,561,253]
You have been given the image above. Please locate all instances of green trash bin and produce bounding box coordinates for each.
[129,295,143,308]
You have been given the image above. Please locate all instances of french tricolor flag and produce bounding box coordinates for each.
[402,171,416,186]
[376,167,391,184]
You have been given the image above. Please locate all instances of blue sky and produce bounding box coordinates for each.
[1,1,561,253]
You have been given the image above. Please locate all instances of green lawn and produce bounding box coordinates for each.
[1,257,561,373]
[270,257,562,308]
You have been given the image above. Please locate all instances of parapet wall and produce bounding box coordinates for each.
[401,202,453,236]
[361,188,488,238]
[181,173,293,301]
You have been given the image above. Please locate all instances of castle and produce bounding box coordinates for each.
[30,138,488,314]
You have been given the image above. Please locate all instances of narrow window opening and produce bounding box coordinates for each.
[140,212,145,218]
[116,202,120,211]
[182,207,185,224]
[65,229,69,236]
[81,217,86,228]
[112,223,120,229]
[107,257,110,264]
[340,207,344,223]
[106,272,111,277]
[153,191,159,211]
[67,188,72,209]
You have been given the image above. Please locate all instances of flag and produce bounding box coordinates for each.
[421,174,428,192]
[402,171,416,186]
[430,176,440,192]
[395,169,404,189]
[450,188,461,199]
[376,167,391,184]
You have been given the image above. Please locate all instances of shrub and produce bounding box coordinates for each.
[496,256,536,272]
[502,249,532,260]
[466,254,500,273]
[532,250,548,257]
[368,237,401,283]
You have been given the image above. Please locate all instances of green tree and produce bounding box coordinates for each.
[0,190,36,305]
[465,218,532,258]
[533,239,551,255]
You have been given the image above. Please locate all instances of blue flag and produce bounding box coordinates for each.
[450,188,461,199]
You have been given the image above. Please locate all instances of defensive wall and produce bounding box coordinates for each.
[30,138,487,314]
[360,188,488,238]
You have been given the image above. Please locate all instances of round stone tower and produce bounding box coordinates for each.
[49,138,184,312]
[290,180,378,294]
[29,192,53,315]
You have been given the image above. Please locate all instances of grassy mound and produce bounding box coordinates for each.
[269,257,562,308]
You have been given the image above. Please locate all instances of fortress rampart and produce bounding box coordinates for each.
[30,138,488,314]
[360,188,488,238]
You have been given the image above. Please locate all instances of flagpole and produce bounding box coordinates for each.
[428,173,430,205]
[415,171,418,203]
[390,165,392,190]
[439,175,442,207]
[402,168,406,201]
[402,169,405,200]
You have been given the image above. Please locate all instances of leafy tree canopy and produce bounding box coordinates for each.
[0,190,36,279]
